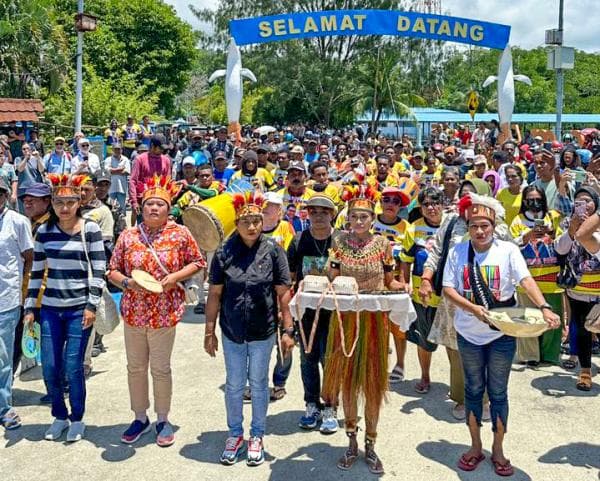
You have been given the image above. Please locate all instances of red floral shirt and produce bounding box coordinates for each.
[110,221,205,328]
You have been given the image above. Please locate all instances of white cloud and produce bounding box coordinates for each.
[165,0,600,52]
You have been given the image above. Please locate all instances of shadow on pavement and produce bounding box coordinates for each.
[538,442,600,474]
[417,439,532,481]
[266,410,308,436]
[12,387,48,408]
[178,307,205,325]
[268,442,373,480]
[530,372,599,398]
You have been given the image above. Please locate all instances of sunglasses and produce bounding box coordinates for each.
[382,196,401,205]
[55,142,64,146]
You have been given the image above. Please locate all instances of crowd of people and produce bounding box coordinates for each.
[1,117,600,477]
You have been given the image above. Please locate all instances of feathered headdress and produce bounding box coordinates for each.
[232,191,265,219]
[458,192,505,222]
[142,175,181,206]
[47,174,89,198]
[341,182,380,212]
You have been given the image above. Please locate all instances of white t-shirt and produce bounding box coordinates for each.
[0,208,34,312]
[71,152,101,174]
[442,239,531,345]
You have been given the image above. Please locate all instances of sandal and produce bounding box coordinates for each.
[415,380,430,394]
[457,452,485,472]
[337,432,359,471]
[388,365,405,383]
[365,439,384,475]
[562,359,577,370]
[492,458,514,477]
[1,410,22,430]
[269,386,287,401]
[576,372,592,392]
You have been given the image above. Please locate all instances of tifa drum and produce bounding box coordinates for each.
[182,180,253,252]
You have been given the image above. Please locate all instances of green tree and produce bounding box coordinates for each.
[0,0,68,97]
[52,0,198,115]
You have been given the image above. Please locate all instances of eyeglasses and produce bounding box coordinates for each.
[421,201,441,208]
[382,196,401,205]
[349,214,372,223]
[238,218,262,227]
[80,144,89,147]
[52,199,78,209]
[55,142,64,146]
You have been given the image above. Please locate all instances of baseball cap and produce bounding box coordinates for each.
[263,191,283,205]
[473,155,488,166]
[78,137,90,146]
[54,136,66,143]
[182,156,196,166]
[94,170,111,184]
[287,160,306,172]
[20,182,51,198]
[214,150,227,160]
[290,145,304,155]
[256,144,269,153]
[137,143,149,152]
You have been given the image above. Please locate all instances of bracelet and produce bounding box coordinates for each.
[538,302,554,312]
[204,332,215,337]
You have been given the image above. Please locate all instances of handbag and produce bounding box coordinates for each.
[81,220,119,335]
[138,225,198,305]
[433,216,458,296]
[584,303,600,333]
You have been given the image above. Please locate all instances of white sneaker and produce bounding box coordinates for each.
[319,407,339,434]
[66,421,86,442]
[45,419,69,441]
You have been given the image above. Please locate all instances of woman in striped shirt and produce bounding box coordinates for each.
[23,174,106,443]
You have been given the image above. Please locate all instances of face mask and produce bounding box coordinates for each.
[524,198,544,213]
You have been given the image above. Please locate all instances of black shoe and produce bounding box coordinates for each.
[194,303,205,314]
[91,347,101,358]
[243,386,251,401]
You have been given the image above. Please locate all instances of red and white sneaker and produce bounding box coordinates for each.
[220,435,245,465]
[246,436,264,466]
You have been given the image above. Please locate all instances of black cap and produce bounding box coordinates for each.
[150,134,169,150]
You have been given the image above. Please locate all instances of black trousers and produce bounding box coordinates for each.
[568,297,595,369]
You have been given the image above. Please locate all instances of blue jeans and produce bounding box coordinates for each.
[298,309,331,407]
[109,192,126,212]
[457,333,516,432]
[41,306,92,422]
[0,307,21,417]
[222,333,274,438]
[272,341,292,388]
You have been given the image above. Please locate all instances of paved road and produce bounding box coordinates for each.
[4,309,599,481]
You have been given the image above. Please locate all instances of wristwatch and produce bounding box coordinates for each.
[538,302,554,312]
[121,277,130,289]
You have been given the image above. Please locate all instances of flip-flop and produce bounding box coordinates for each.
[1,411,21,430]
[492,458,514,477]
[457,453,485,472]
[576,372,592,392]
[337,448,359,471]
[415,380,430,394]
[388,366,405,383]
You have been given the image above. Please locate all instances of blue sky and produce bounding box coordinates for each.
[164,0,599,52]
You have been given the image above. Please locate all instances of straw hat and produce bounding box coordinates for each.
[484,307,549,338]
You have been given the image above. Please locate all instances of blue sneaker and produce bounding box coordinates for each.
[299,403,321,430]
[319,407,339,434]
[121,418,151,444]
[221,435,245,465]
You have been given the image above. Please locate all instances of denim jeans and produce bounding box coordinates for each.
[272,341,292,388]
[457,333,516,432]
[298,309,331,407]
[41,306,92,422]
[109,192,127,212]
[222,333,274,438]
[0,307,21,417]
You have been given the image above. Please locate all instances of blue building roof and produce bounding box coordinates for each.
[357,108,600,124]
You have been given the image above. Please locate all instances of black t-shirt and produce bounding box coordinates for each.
[287,229,336,288]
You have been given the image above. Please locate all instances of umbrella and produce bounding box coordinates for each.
[256,125,277,136]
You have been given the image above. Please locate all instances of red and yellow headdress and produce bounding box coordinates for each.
[458,193,504,223]
[232,191,265,220]
[47,174,89,198]
[341,180,380,213]
[142,175,180,206]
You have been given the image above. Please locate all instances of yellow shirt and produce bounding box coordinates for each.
[231,168,274,190]
[400,217,441,306]
[497,188,523,226]
[367,173,400,190]
[263,220,295,249]
[121,124,142,149]
[277,187,316,210]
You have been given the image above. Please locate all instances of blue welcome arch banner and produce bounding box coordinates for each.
[229,10,511,50]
